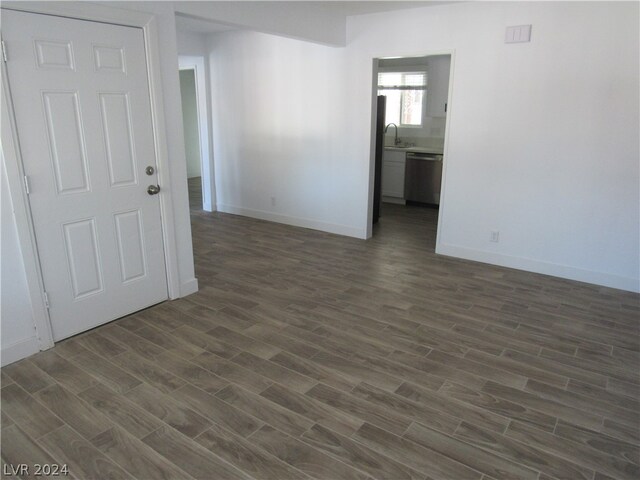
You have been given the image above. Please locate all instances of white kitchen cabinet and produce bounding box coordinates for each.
[382,149,406,202]
[426,56,451,118]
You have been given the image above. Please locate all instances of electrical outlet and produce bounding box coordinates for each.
[270,196,276,207]
[490,231,500,243]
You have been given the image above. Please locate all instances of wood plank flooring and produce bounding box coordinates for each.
[2,195,639,479]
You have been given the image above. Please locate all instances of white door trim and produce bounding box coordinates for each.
[179,55,216,212]
[1,61,55,351]
[1,2,182,352]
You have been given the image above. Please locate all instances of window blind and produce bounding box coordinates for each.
[377,72,427,90]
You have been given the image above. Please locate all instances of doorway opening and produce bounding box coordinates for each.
[370,53,453,251]
[179,69,202,210]
[178,56,214,212]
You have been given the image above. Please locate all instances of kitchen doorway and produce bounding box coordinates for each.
[179,56,214,212]
[369,53,454,252]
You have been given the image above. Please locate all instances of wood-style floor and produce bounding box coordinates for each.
[2,184,639,479]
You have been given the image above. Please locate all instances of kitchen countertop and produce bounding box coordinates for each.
[384,145,444,155]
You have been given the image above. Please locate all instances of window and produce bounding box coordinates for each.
[377,71,427,126]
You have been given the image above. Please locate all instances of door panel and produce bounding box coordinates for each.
[99,93,138,187]
[93,45,125,73]
[114,210,147,283]
[3,9,168,341]
[62,218,104,299]
[35,40,75,70]
[42,91,91,194]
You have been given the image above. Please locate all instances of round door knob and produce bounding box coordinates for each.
[147,184,160,195]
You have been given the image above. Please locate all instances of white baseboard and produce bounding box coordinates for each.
[218,204,367,239]
[1,336,40,367]
[437,243,640,293]
[180,277,199,297]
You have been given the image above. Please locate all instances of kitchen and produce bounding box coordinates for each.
[373,54,452,246]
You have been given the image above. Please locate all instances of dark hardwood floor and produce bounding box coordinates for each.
[2,184,639,480]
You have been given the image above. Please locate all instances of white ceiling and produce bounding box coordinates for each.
[174,1,452,35]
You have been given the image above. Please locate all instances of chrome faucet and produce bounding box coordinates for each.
[384,123,401,146]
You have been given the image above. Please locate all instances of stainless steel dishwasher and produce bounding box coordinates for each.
[404,152,443,205]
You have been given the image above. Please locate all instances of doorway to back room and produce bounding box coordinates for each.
[179,69,204,211]
[179,55,214,213]
[371,54,453,251]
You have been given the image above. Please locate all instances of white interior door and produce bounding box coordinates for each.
[2,10,168,341]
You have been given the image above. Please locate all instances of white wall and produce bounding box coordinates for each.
[206,1,639,292]
[348,1,639,291]
[180,70,202,178]
[1,153,39,364]
[208,30,365,237]
[176,1,346,46]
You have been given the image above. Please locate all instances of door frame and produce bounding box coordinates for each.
[366,49,456,254]
[179,55,215,212]
[1,3,182,352]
